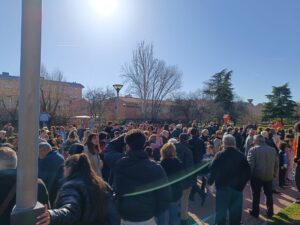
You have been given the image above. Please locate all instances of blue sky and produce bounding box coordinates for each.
[1,0,300,104]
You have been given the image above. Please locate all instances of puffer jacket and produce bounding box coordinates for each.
[49,178,120,225]
[113,150,171,222]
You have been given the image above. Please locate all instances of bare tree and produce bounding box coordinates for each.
[40,65,66,124]
[122,41,182,120]
[85,87,115,120]
[0,97,19,124]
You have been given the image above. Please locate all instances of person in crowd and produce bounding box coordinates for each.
[247,135,279,218]
[160,143,183,225]
[244,128,256,156]
[63,130,80,155]
[68,143,84,156]
[208,134,251,225]
[278,142,288,188]
[82,129,91,145]
[203,145,215,161]
[0,130,7,144]
[293,122,300,202]
[174,133,194,225]
[200,129,210,144]
[264,129,281,194]
[3,123,14,138]
[0,146,49,225]
[84,133,103,177]
[38,142,65,206]
[113,129,171,225]
[170,124,182,139]
[39,128,48,141]
[188,128,206,203]
[233,128,243,151]
[99,131,111,182]
[145,146,154,161]
[104,134,126,185]
[213,130,223,154]
[36,153,120,225]
[161,130,170,144]
[286,140,294,181]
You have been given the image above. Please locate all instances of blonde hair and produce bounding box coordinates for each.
[160,143,177,160]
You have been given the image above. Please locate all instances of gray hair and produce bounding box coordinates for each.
[222,134,236,148]
[0,146,17,170]
[254,134,265,145]
[261,131,269,139]
[39,142,52,151]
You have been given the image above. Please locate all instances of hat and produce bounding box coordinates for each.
[0,130,6,134]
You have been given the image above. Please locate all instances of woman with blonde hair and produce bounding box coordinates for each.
[159,143,183,225]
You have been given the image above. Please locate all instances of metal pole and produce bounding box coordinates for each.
[116,90,119,121]
[11,0,43,224]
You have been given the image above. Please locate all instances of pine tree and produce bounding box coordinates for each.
[203,69,234,112]
[263,83,297,123]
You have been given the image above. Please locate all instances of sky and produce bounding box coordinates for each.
[1,0,300,104]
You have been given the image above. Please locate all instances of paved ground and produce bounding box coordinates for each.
[188,179,300,225]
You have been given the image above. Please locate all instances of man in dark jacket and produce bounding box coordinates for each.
[175,133,194,225]
[188,128,206,203]
[209,135,251,225]
[104,134,126,185]
[0,146,49,225]
[113,129,171,225]
[38,142,64,206]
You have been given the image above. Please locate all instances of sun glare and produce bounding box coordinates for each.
[90,0,118,17]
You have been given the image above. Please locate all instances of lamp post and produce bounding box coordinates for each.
[247,99,254,123]
[11,0,44,224]
[113,84,123,121]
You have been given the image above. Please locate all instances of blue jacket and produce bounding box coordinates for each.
[38,150,64,205]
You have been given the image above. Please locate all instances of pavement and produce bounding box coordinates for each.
[188,179,300,225]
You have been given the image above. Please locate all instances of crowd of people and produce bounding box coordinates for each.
[0,120,300,225]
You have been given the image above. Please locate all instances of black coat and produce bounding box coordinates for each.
[113,150,171,222]
[0,169,49,225]
[208,147,251,191]
[188,136,206,164]
[174,142,194,189]
[104,135,126,185]
[49,178,120,225]
[160,158,183,202]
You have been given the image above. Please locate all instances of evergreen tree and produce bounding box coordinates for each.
[203,69,234,112]
[263,83,297,123]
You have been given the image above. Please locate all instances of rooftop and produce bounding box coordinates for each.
[0,72,84,88]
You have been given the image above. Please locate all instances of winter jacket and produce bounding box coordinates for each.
[49,177,120,225]
[160,158,183,202]
[104,135,126,185]
[208,147,251,191]
[188,136,206,165]
[247,144,279,182]
[38,150,64,205]
[0,169,49,225]
[113,150,171,222]
[174,142,194,189]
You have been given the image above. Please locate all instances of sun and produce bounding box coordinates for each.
[90,0,118,17]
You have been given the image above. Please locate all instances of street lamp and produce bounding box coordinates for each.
[247,99,254,124]
[113,84,123,121]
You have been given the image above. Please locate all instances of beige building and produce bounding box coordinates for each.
[0,72,87,118]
